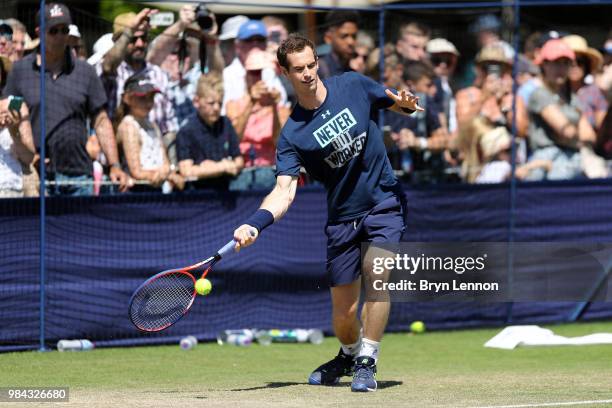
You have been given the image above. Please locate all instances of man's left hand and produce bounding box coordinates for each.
[385,89,424,112]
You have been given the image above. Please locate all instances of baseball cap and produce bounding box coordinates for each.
[124,73,160,96]
[237,20,267,41]
[535,39,575,65]
[426,38,460,56]
[87,33,114,66]
[218,15,249,41]
[35,3,72,29]
[537,30,568,48]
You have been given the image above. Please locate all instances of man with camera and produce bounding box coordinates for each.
[146,4,225,128]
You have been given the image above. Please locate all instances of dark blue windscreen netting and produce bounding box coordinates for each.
[1,180,612,352]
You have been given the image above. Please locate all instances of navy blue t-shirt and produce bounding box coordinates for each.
[176,114,241,189]
[276,72,400,222]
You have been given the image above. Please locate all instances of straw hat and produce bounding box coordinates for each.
[562,35,603,72]
[427,38,460,56]
[476,43,512,66]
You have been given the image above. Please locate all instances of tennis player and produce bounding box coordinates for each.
[233,34,422,392]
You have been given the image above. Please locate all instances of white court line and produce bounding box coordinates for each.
[469,399,612,408]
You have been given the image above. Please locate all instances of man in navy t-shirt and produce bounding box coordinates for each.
[232,34,422,392]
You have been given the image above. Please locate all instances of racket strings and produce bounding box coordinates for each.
[130,272,196,331]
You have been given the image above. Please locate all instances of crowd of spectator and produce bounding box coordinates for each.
[0,3,611,197]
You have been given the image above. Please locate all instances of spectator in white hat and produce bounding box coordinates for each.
[427,38,459,133]
[146,5,226,131]
[68,24,86,60]
[88,33,114,66]
[219,15,249,66]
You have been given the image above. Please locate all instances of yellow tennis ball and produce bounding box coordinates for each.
[410,321,425,334]
[195,278,212,296]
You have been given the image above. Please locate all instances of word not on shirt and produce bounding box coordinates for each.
[324,131,366,169]
[312,108,357,148]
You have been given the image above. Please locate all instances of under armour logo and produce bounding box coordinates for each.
[49,4,64,17]
[321,110,331,119]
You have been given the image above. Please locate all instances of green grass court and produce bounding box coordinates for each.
[2,322,612,407]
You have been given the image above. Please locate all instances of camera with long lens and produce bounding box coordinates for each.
[195,3,214,31]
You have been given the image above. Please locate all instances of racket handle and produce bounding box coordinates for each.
[218,229,257,258]
[218,240,236,258]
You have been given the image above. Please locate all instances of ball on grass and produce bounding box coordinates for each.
[410,321,426,334]
[195,278,212,296]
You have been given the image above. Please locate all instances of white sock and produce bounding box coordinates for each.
[341,332,362,356]
[359,338,380,361]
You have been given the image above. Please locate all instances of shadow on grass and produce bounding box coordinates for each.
[230,380,402,391]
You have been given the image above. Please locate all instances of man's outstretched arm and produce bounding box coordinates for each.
[233,175,298,249]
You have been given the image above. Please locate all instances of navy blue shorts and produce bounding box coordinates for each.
[325,195,406,287]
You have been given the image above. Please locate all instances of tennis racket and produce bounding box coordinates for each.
[129,234,250,332]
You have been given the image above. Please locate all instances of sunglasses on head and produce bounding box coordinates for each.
[49,26,69,36]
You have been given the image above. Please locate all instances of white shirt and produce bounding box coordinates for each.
[476,160,512,184]
[124,115,165,171]
[0,128,23,192]
[222,57,288,114]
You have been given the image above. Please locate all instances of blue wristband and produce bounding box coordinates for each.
[245,209,274,233]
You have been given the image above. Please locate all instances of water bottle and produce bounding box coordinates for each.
[307,329,324,345]
[162,180,172,194]
[216,330,253,346]
[57,339,95,352]
[179,335,198,350]
[255,329,324,345]
[254,330,273,346]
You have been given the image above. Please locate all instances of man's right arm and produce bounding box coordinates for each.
[103,8,153,74]
[260,175,298,221]
[233,175,298,249]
